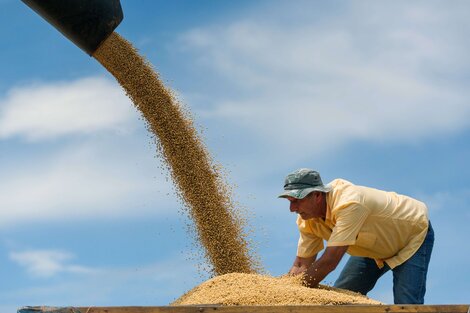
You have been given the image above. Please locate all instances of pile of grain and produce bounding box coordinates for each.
[93,33,259,275]
[172,273,381,305]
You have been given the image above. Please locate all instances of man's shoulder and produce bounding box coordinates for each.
[327,178,364,212]
[328,178,355,189]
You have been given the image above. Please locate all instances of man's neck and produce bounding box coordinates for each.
[320,193,327,219]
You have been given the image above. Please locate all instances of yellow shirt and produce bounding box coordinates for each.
[297,179,429,269]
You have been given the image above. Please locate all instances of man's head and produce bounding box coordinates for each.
[278,168,332,199]
[278,168,331,219]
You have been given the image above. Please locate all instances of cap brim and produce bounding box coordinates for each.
[278,184,332,199]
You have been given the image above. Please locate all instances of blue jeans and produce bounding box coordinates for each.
[334,221,434,304]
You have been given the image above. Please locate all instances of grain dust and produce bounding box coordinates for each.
[172,273,382,306]
[93,32,259,276]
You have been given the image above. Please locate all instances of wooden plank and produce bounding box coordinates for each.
[18,305,470,313]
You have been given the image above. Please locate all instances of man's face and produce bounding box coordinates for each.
[286,192,324,220]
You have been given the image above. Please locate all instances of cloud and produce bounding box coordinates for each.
[4,252,201,306]
[9,249,94,278]
[0,139,176,228]
[0,77,179,228]
[417,189,470,213]
[177,2,470,159]
[0,77,137,141]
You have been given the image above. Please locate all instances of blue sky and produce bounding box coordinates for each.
[1,0,469,311]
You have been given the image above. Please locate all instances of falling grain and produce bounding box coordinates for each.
[93,32,259,276]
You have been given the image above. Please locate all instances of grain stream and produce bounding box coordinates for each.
[93,32,259,275]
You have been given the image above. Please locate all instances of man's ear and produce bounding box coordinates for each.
[314,191,323,203]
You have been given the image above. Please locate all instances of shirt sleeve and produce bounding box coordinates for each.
[327,203,370,247]
[296,216,324,258]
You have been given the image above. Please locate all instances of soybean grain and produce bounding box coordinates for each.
[172,273,382,306]
[93,32,259,276]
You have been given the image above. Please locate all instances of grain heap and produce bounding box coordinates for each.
[172,273,382,305]
[93,32,258,276]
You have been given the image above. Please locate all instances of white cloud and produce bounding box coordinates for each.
[178,2,470,158]
[0,140,176,228]
[4,252,201,305]
[9,249,94,278]
[418,189,470,213]
[0,76,201,228]
[0,77,137,140]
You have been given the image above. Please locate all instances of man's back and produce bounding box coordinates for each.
[301,179,429,268]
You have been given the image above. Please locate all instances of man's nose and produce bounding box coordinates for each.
[290,203,298,212]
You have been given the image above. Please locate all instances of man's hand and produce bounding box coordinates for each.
[303,245,349,288]
[289,255,316,276]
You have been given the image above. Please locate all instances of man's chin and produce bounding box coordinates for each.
[299,213,313,220]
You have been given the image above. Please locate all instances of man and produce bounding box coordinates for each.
[279,168,434,304]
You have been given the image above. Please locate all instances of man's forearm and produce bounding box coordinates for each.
[303,246,348,288]
[289,255,317,275]
[303,257,336,287]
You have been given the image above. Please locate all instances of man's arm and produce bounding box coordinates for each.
[289,254,317,275]
[303,245,349,288]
